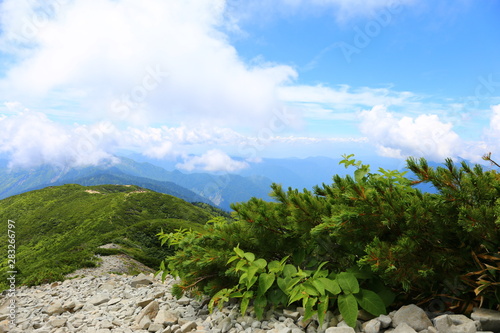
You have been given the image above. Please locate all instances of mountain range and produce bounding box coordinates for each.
[0,154,464,211]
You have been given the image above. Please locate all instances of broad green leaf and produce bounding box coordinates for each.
[240,290,253,316]
[302,281,320,296]
[317,277,341,295]
[258,273,275,296]
[247,275,258,289]
[312,279,325,295]
[229,291,243,298]
[354,165,369,183]
[317,295,329,326]
[286,277,302,291]
[239,273,248,285]
[227,255,239,264]
[337,272,360,294]
[235,259,246,272]
[253,258,267,270]
[338,293,358,328]
[268,288,288,306]
[234,246,244,257]
[268,260,281,273]
[254,296,267,319]
[288,285,305,305]
[355,289,386,316]
[313,262,328,278]
[303,297,317,320]
[243,252,255,262]
[247,265,260,283]
[277,277,287,292]
[283,264,298,277]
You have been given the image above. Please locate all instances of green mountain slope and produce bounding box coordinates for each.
[0,184,218,290]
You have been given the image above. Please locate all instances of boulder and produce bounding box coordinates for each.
[471,308,500,332]
[392,305,432,331]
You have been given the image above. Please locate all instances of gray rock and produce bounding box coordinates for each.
[283,309,300,321]
[363,319,381,333]
[148,323,165,332]
[392,305,432,331]
[155,309,179,326]
[471,308,500,332]
[88,293,111,306]
[377,315,392,329]
[325,327,356,333]
[135,300,160,327]
[177,296,191,306]
[130,273,154,288]
[45,301,65,315]
[393,323,417,333]
[180,321,197,333]
[433,314,476,333]
[48,317,67,328]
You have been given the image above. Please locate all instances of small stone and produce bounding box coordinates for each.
[135,301,160,326]
[149,323,165,332]
[377,315,392,329]
[130,273,154,287]
[88,293,110,306]
[392,305,432,331]
[325,327,356,333]
[393,323,417,333]
[49,317,68,328]
[177,296,191,306]
[181,321,197,333]
[107,298,122,306]
[45,301,65,315]
[471,308,500,332]
[363,319,381,333]
[62,300,76,311]
[283,309,300,321]
[155,309,179,326]
[138,298,155,308]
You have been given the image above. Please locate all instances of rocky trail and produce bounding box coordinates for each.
[1,254,500,333]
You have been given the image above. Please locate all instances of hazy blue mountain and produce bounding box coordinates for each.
[0,157,274,211]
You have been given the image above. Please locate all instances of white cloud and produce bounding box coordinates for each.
[358,105,465,161]
[0,109,116,169]
[176,149,249,172]
[0,0,297,127]
[279,85,415,120]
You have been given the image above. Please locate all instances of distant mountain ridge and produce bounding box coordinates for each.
[0,157,274,210]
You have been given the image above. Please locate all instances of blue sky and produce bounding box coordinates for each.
[0,0,499,172]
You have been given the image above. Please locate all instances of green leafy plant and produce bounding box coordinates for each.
[208,247,388,327]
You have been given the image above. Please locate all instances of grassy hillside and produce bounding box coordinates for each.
[0,184,220,290]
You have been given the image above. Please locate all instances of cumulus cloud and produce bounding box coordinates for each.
[0,0,296,127]
[358,105,464,161]
[0,109,116,169]
[176,149,249,172]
